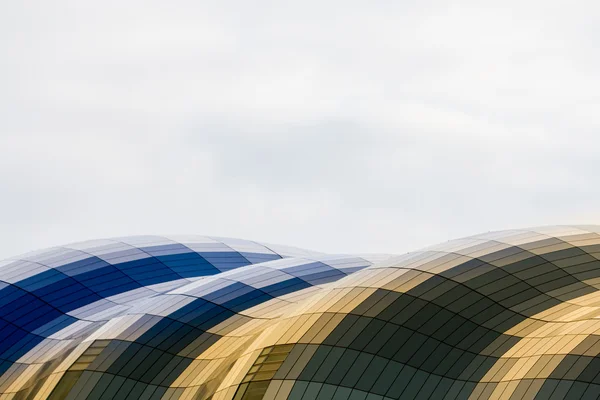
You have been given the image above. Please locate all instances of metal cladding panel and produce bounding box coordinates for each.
[2,227,600,399]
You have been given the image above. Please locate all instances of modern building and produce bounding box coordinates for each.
[1,226,600,399]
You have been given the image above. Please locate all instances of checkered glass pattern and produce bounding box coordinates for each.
[2,227,600,399]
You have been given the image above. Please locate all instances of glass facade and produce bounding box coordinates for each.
[2,227,600,399]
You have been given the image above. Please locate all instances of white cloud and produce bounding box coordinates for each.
[1,0,600,258]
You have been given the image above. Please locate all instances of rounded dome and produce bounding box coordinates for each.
[2,227,600,399]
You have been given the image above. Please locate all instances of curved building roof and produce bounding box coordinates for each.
[2,227,600,399]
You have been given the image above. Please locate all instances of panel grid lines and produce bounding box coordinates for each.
[3,228,600,399]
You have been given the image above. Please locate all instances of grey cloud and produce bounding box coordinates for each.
[1,0,600,258]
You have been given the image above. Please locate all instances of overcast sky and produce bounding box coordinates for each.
[1,1,599,259]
